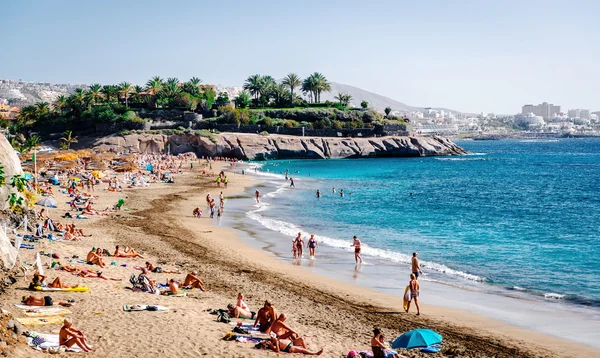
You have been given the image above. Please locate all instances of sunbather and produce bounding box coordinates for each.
[263,336,323,355]
[162,279,180,295]
[21,295,72,307]
[227,303,255,319]
[371,328,403,358]
[60,318,93,352]
[29,272,75,289]
[114,245,144,258]
[86,248,106,267]
[78,269,122,281]
[266,314,306,347]
[145,262,180,274]
[182,271,206,291]
[254,300,278,333]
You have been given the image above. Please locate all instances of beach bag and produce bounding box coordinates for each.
[217,312,231,323]
[233,326,249,334]
[146,306,159,311]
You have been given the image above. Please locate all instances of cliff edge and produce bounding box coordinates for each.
[92,133,467,160]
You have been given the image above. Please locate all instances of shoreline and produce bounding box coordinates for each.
[4,161,599,357]
[221,165,600,349]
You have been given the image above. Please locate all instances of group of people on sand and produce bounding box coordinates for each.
[202,191,225,219]
[215,170,229,188]
[223,295,324,355]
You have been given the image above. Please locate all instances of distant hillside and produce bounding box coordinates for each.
[323,82,461,114]
[0,79,463,114]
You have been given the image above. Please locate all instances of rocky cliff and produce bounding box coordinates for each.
[0,134,24,210]
[92,133,467,160]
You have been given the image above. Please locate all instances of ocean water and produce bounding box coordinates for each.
[220,138,600,346]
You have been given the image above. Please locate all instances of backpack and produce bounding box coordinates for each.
[233,326,249,334]
[217,313,231,323]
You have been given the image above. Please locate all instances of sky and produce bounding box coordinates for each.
[2,0,599,114]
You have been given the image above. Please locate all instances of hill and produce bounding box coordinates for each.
[0,79,463,114]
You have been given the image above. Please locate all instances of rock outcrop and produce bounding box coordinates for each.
[0,134,24,210]
[92,133,467,160]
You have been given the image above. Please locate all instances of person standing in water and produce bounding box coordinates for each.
[289,177,295,188]
[411,252,423,279]
[293,232,304,258]
[340,189,344,197]
[307,234,318,259]
[405,273,421,315]
[332,187,336,194]
[316,190,321,198]
[255,189,261,203]
[351,236,362,263]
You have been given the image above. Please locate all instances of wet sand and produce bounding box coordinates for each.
[6,161,599,358]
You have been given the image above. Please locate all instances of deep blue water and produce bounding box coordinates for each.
[253,139,600,307]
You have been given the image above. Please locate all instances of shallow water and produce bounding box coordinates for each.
[221,138,600,347]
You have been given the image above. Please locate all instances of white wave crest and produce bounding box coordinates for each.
[245,210,485,282]
[544,292,565,300]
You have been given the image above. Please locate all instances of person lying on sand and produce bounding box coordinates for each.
[266,314,306,347]
[21,295,72,307]
[29,272,76,289]
[78,269,122,281]
[254,300,278,333]
[262,336,323,355]
[182,271,206,291]
[145,262,180,274]
[86,248,106,267]
[227,303,255,319]
[114,245,144,258]
[60,318,93,352]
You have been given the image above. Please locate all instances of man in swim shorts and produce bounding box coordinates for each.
[351,236,362,263]
[411,252,423,279]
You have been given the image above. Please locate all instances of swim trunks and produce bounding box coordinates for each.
[44,296,53,306]
[412,271,420,278]
[355,247,361,253]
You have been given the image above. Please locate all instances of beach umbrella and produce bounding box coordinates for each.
[23,173,34,181]
[391,329,442,350]
[36,197,57,207]
[91,170,104,179]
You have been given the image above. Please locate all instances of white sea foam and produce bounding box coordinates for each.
[245,209,485,282]
[435,157,487,162]
[512,286,526,291]
[544,292,565,300]
[264,186,287,198]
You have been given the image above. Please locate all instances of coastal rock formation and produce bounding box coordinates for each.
[0,134,24,210]
[92,133,467,160]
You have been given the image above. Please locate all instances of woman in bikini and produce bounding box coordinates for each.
[405,273,421,315]
[264,336,323,355]
[371,328,402,358]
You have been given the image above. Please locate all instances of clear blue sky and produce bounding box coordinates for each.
[2,0,599,114]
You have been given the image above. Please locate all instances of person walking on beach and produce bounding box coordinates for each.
[219,191,225,209]
[255,189,261,203]
[290,177,295,188]
[405,273,421,315]
[351,236,362,263]
[293,233,304,258]
[307,234,318,259]
[411,252,423,279]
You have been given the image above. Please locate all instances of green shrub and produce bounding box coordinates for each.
[119,130,130,136]
[332,120,343,130]
[283,120,299,128]
[314,118,332,129]
[260,131,269,136]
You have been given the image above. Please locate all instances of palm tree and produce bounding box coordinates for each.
[334,92,352,106]
[145,76,164,96]
[160,78,181,101]
[282,73,302,107]
[35,102,50,116]
[243,74,263,102]
[118,82,133,107]
[53,95,68,114]
[313,72,331,103]
[17,105,38,125]
[302,75,318,103]
[24,135,41,154]
[183,77,202,96]
[271,83,289,107]
[131,85,145,104]
[88,83,103,105]
[59,130,78,150]
[101,85,114,102]
[234,91,252,108]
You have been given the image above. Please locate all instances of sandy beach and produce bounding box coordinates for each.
[4,160,599,358]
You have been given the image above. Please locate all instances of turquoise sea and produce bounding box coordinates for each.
[222,138,600,345]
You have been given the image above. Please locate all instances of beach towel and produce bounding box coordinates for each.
[17,315,66,326]
[123,304,169,312]
[26,332,89,353]
[14,304,72,317]
[33,286,90,292]
[228,322,261,335]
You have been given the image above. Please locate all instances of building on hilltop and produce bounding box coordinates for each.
[521,102,561,119]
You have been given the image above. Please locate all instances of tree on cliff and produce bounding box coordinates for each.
[88,84,103,105]
[282,73,302,107]
[60,130,78,150]
[302,73,331,103]
[145,76,164,96]
[182,77,202,96]
[334,92,352,106]
[101,85,118,103]
[244,74,264,102]
[361,100,369,109]
[118,82,133,107]
[234,91,252,108]
[385,107,392,117]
